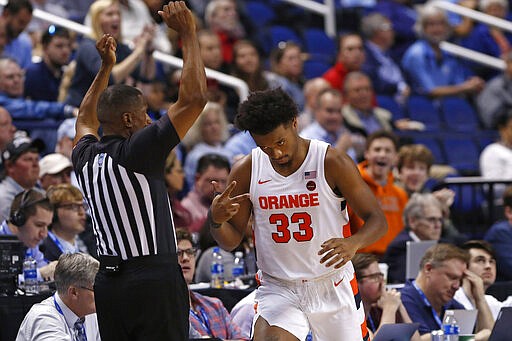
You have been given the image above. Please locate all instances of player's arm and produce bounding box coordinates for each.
[209,155,252,251]
[73,35,116,146]
[319,147,387,268]
[159,2,207,139]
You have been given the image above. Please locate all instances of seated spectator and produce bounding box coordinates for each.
[182,153,230,234]
[0,106,16,178]
[455,240,503,320]
[223,130,256,164]
[43,184,90,261]
[342,72,424,153]
[484,186,512,280]
[349,131,408,256]
[298,77,331,131]
[383,193,444,283]
[479,112,512,203]
[269,41,305,111]
[323,33,365,92]
[24,25,72,101]
[38,153,73,191]
[0,133,43,222]
[181,102,231,190]
[0,189,57,280]
[204,0,246,64]
[401,5,485,98]
[176,228,247,340]
[462,0,511,80]
[65,0,155,108]
[477,52,512,129]
[16,253,101,341]
[352,253,420,340]
[164,149,192,229]
[361,13,410,100]
[0,57,78,119]
[1,0,33,69]
[300,88,358,161]
[401,243,493,339]
[55,117,76,160]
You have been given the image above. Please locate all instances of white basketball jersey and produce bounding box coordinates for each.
[250,139,350,280]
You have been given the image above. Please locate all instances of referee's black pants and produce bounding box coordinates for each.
[94,254,189,340]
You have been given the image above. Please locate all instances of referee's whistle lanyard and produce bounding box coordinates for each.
[190,305,214,337]
[412,280,443,328]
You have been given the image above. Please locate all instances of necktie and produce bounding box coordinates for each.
[74,317,87,341]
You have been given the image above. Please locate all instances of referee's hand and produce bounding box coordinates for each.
[210,180,250,225]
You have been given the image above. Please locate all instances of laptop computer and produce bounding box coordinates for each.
[405,240,437,280]
[372,323,419,341]
[488,307,512,341]
[443,309,478,334]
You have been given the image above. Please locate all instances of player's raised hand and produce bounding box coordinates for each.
[158,1,195,35]
[96,34,116,66]
[318,237,359,269]
[210,180,250,225]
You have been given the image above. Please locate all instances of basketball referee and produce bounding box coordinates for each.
[71,2,207,340]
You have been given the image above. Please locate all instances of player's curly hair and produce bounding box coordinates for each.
[235,88,298,135]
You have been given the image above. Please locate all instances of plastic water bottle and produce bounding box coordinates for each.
[23,250,38,294]
[442,310,459,341]
[210,247,224,288]
[232,251,245,287]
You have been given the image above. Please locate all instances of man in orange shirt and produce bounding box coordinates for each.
[350,130,408,256]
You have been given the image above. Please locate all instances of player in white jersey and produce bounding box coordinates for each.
[208,88,387,341]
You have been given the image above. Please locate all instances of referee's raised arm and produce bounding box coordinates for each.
[159,1,208,139]
[73,34,116,147]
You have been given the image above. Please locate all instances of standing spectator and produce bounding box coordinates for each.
[322,33,365,92]
[182,153,230,234]
[484,186,512,280]
[362,13,410,100]
[176,228,248,340]
[0,134,42,222]
[66,0,156,108]
[71,2,207,339]
[479,112,512,202]
[300,88,358,161]
[204,0,245,64]
[16,253,101,341]
[455,240,503,320]
[24,25,72,101]
[400,243,494,339]
[0,57,78,119]
[1,0,33,69]
[349,130,408,256]
[352,253,421,340]
[401,5,484,98]
[43,184,90,261]
[382,193,444,283]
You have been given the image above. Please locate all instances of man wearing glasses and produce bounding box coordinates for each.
[16,253,101,341]
[176,228,247,340]
[43,183,92,261]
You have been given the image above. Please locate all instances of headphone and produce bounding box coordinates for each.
[9,190,47,227]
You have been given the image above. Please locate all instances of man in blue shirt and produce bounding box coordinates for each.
[1,0,33,69]
[401,243,494,339]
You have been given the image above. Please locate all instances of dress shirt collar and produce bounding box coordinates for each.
[408,230,421,242]
[55,292,81,332]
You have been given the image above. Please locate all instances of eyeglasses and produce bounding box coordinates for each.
[58,203,88,212]
[177,248,197,258]
[420,216,443,225]
[359,272,384,283]
[79,286,94,292]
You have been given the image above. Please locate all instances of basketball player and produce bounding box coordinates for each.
[209,88,387,341]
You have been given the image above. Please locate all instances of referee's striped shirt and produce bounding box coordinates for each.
[72,116,180,260]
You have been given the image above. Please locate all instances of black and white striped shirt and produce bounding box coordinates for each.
[72,116,180,260]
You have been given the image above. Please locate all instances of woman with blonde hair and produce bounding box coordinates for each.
[181,101,231,189]
[65,0,156,107]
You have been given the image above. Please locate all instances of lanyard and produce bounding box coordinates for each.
[48,231,66,254]
[367,313,376,332]
[190,306,213,337]
[54,295,88,341]
[412,280,443,328]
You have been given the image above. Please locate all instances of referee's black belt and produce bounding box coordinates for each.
[99,253,177,273]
